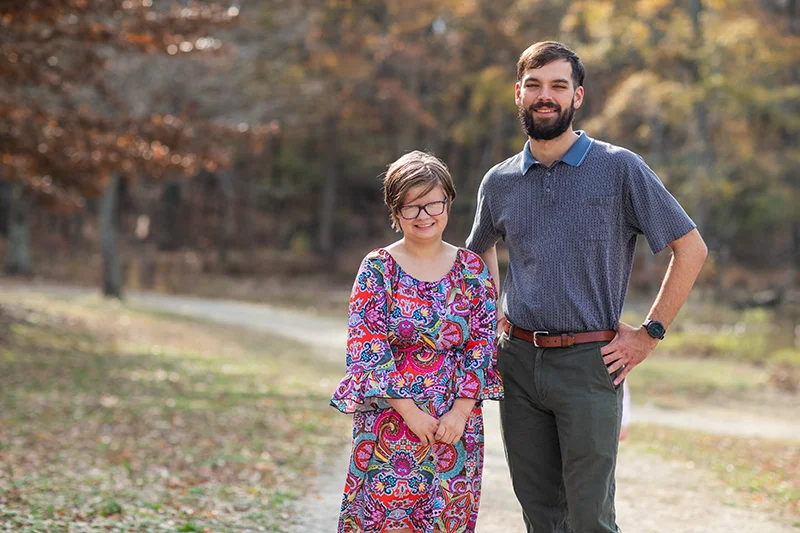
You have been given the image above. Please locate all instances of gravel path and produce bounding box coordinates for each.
[2,282,796,532]
[127,291,799,533]
[278,400,797,533]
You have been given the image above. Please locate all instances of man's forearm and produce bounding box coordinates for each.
[645,229,708,329]
[479,245,502,302]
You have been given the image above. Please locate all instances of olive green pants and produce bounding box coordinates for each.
[497,332,624,533]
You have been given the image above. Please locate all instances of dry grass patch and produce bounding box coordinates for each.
[629,424,799,524]
[0,294,350,533]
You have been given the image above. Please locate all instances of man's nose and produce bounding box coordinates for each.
[538,86,555,101]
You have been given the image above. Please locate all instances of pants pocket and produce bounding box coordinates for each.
[591,343,621,392]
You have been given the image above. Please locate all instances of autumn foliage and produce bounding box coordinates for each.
[0,0,258,209]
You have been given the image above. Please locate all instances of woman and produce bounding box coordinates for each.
[330,151,503,533]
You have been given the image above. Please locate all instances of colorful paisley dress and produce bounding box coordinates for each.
[330,248,503,533]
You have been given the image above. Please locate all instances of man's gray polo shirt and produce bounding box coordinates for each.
[466,131,696,333]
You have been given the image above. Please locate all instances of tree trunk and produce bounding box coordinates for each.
[217,171,235,268]
[687,0,712,235]
[4,183,32,276]
[241,167,255,254]
[318,118,338,254]
[0,178,11,236]
[158,178,181,251]
[789,219,800,291]
[789,0,800,35]
[101,173,122,298]
[67,214,84,257]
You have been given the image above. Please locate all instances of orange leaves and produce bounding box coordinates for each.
[150,141,170,159]
[0,1,272,213]
[314,51,339,70]
[124,32,155,46]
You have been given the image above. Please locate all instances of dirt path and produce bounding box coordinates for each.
[2,282,797,532]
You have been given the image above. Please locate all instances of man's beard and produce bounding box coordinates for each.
[519,98,575,141]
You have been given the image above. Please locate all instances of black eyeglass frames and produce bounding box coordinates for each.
[399,198,448,220]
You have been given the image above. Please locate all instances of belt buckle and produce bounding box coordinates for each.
[533,331,575,348]
[532,331,549,347]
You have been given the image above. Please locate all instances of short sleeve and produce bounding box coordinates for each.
[454,252,504,401]
[466,178,502,254]
[330,252,412,413]
[623,157,696,254]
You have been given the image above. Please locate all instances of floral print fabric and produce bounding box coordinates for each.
[331,248,503,533]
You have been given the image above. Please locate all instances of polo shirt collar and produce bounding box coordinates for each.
[520,131,593,174]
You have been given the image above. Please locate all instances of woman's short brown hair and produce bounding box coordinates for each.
[383,151,456,232]
[517,41,585,88]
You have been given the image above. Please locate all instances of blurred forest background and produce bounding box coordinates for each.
[2,2,800,531]
[1,0,798,305]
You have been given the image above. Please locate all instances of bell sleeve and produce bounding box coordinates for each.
[454,255,504,401]
[330,252,412,413]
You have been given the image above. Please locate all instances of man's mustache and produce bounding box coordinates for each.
[530,103,560,112]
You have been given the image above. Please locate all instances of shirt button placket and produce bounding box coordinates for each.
[544,169,554,205]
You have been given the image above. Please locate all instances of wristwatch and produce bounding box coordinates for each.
[642,319,666,340]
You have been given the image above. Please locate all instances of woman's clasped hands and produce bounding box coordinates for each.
[403,407,440,446]
[389,398,475,446]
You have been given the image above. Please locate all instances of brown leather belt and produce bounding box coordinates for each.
[503,321,616,348]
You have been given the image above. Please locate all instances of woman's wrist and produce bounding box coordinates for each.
[387,398,418,419]
[452,398,476,418]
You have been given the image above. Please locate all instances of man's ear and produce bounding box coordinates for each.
[573,86,585,109]
[514,81,522,107]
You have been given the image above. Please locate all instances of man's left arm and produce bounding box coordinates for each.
[600,228,708,386]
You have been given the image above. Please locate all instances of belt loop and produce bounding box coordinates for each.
[507,321,514,339]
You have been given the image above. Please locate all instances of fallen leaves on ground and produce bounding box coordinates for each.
[0,295,350,532]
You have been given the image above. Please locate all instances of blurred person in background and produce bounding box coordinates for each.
[466,41,707,532]
[331,151,504,533]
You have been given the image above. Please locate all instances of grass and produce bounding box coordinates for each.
[625,303,799,366]
[627,355,770,404]
[620,301,800,398]
[628,424,800,523]
[0,292,350,533]
[2,284,798,531]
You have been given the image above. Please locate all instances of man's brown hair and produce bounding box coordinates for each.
[383,151,456,232]
[517,41,585,88]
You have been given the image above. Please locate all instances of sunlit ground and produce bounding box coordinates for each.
[0,292,350,533]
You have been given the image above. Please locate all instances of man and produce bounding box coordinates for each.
[466,41,707,533]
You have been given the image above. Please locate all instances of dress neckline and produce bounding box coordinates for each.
[379,247,463,286]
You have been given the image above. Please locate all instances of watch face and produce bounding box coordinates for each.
[648,321,665,338]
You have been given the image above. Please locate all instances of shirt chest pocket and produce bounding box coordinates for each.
[571,195,620,242]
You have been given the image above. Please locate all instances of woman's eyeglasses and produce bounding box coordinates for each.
[399,198,448,220]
